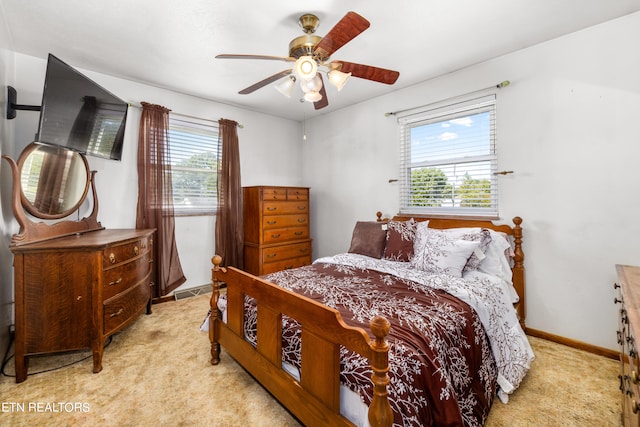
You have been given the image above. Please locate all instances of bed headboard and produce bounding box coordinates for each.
[376,212,526,329]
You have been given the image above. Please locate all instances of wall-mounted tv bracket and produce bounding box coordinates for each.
[7,86,41,120]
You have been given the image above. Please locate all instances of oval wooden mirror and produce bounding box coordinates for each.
[2,142,103,246]
[18,142,91,219]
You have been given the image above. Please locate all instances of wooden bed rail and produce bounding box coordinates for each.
[209,255,393,427]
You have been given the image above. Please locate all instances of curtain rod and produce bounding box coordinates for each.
[128,102,243,128]
[384,80,510,118]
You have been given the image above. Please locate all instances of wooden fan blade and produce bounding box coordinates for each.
[216,54,295,62]
[330,61,400,85]
[314,12,370,58]
[239,69,293,94]
[314,74,329,110]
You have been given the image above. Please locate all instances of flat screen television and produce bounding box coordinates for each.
[36,54,129,161]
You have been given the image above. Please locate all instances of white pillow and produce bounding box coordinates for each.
[420,223,492,272]
[411,225,481,278]
[478,229,513,284]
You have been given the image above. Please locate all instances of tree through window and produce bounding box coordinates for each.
[399,94,498,217]
[168,116,219,215]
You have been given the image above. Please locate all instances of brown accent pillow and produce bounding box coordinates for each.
[348,221,388,258]
[383,219,417,262]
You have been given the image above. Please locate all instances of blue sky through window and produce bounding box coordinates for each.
[410,111,491,163]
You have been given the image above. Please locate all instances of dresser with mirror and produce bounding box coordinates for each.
[3,142,155,383]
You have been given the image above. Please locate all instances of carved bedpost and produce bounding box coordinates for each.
[512,217,526,329]
[375,211,389,223]
[210,255,226,365]
[2,155,28,240]
[368,315,393,427]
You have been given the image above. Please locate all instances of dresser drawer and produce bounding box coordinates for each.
[262,242,311,264]
[287,188,308,200]
[262,187,288,200]
[103,237,151,268]
[263,226,309,244]
[103,253,153,300]
[103,281,150,335]
[263,214,308,229]
[262,256,312,275]
[263,200,309,216]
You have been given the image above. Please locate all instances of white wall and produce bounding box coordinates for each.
[6,53,302,293]
[0,11,16,357]
[302,12,640,350]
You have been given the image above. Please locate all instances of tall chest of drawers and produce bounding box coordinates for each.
[616,264,640,425]
[243,186,312,275]
[10,228,155,382]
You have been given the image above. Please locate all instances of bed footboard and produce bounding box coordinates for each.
[209,255,393,427]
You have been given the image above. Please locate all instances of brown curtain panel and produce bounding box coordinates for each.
[215,118,243,268]
[34,146,74,214]
[136,102,186,297]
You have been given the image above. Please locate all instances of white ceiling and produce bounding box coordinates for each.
[2,0,640,122]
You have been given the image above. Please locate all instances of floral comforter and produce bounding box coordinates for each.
[242,253,534,426]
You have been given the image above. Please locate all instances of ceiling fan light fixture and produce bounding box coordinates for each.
[328,69,351,91]
[294,56,318,80]
[275,75,296,98]
[303,91,322,103]
[300,75,323,93]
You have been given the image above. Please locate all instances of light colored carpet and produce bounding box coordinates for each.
[0,293,621,426]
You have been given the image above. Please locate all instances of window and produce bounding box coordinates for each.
[399,94,498,217]
[85,105,125,159]
[167,116,219,215]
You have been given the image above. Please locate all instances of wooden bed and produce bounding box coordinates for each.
[209,214,528,427]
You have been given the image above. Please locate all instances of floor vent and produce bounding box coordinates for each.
[174,284,212,301]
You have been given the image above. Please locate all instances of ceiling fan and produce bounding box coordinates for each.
[216,11,400,110]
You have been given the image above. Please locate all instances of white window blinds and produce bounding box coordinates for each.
[168,116,219,215]
[398,94,498,217]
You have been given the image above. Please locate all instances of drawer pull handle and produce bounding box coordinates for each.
[109,278,123,286]
[633,370,638,384]
[110,308,124,318]
[267,220,277,225]
[615,297,623,304]
[267,207,277,211]
[109,253,116,264]
[620,374,625,391]
[297,218,306,223]
[266,253,277,258]
[134,246,139,255]
[271,233,281,238]
[297,206,306,210]
[300,248,309,253]
[634,399,640,414]
[615,282,620,289]
[294,231,303,236]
